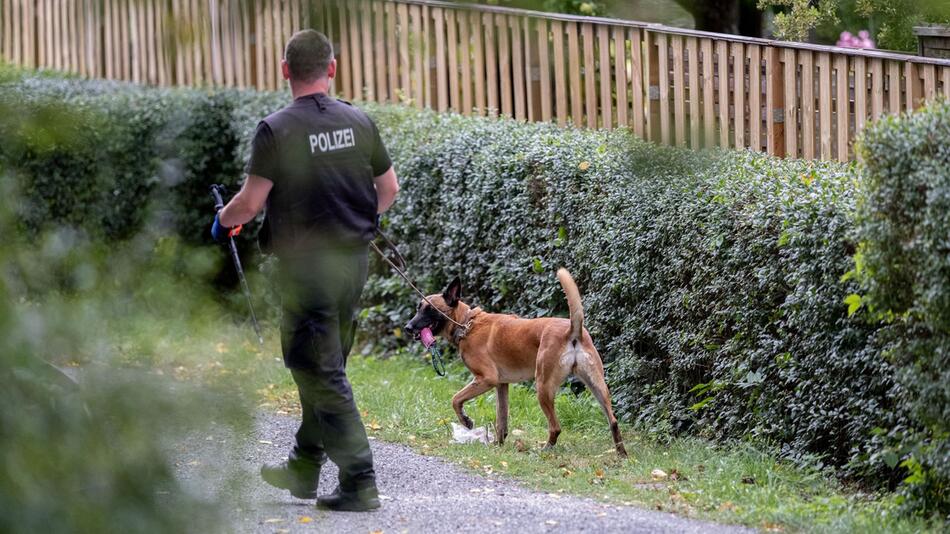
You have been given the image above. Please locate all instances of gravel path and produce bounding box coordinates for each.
[174,412,752,534]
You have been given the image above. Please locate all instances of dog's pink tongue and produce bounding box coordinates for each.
[420,327,435,348]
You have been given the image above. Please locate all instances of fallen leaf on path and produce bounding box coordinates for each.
[651,468,668,481]
[545,519,558,525]
[578,161,591,171]
[298,516,312,524]
[264,518,285,523]
[515,439,528,452]
[511,429,525,437]
[367,420,382,431]
[594,468,605,478]
[500,461,508,468]
[258,440,273,445]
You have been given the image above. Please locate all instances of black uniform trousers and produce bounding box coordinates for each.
[278,247,375,492]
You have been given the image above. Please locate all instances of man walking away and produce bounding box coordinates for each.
[211,29,399,512]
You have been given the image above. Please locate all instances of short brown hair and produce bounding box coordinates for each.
[284,30,334,82]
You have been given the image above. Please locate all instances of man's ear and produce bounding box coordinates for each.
[327,58,337,80]
[281,60,290,81]
[442,276,462,307]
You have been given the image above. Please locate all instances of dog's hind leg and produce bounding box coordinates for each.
[536,341,572,449]
[574,347,628,458]
[452,378,493,430]
[495,383,509,445]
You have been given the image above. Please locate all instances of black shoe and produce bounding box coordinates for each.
[316,485,381,512]
[260,461,319,499]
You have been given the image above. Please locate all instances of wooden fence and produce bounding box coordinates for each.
[3,0,950,161]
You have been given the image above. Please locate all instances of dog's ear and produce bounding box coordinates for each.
[442,276,462,307]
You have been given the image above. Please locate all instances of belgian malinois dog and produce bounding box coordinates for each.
[404,269,627,457]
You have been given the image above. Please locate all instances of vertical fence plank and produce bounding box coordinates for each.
[766,47,785,157]
[499,14,513,117]
[687,37,700,148]
[552,21,567,125]
[732,42,745,149]
[904,62,919,111]
[472,10,485,113]
[870,58,884,120]
[701,38,714,147]
[644,30,655,139]
[511,15,525,120]
[922,64,936,102]
[459,10,471,113]
[524,18,537,121]
[818,52,832,160]
[347,1,361,97]
[801,51,815,160]
[614,26,627,129]
[566,21,581,126]
[835,54,849,162]
[582,23,596,128]
[598,25,612,129]
[784,48,797,158]
[657,32,669,144]
[446,9,459,110]
[433,7,447,111]
[888,60,900,115]
[629,27,644,137]
[671,35,685,145]
[408,4,422,107]
[484,12,498,115]
[748,44,761,151]
[360,0,375,99]
[943,66,950,97]
[716,40,729,148]
[397,2,410,101]
[855,56,867,133]
[2,0,10,62]
[374,0,387,101]
[538,18,552,122]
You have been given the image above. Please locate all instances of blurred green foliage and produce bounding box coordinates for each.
[0,67,252,533]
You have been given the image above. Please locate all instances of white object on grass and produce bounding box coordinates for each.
[451,422,494,444]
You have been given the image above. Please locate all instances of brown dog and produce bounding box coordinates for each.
[404,269,627,457]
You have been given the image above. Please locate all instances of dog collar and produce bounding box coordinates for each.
[450,307,482,346]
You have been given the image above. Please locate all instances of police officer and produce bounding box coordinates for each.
[212,29,399,512]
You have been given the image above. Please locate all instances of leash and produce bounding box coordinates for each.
[371,225,466,377]
[370,227,467,330]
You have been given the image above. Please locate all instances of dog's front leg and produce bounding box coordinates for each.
[495,384,509,445]
[452,378,493,430]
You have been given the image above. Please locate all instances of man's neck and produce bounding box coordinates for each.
[290,78,331,99]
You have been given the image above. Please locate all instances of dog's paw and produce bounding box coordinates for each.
[460,415,474,430]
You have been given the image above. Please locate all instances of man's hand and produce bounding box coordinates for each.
[211,213,229,243]
[211,212,244,243]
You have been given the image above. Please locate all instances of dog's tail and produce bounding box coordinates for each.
[557,268,584,344]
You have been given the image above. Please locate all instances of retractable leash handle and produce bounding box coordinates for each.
[209,184,265,346]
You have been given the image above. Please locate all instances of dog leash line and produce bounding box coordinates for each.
[369,240,467,330]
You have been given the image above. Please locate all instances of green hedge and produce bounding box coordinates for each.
[856,99,950,516]
[3,69,948,517]
[364,104,907,477]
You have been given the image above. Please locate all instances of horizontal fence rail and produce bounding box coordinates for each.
[2,0,950,161]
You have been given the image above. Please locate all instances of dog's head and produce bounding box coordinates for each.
[403,276,462,339]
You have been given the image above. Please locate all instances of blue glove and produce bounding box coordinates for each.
[211,213,229,243]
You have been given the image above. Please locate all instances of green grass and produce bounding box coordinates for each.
[96,317,935,534]
[343,351,935,534]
